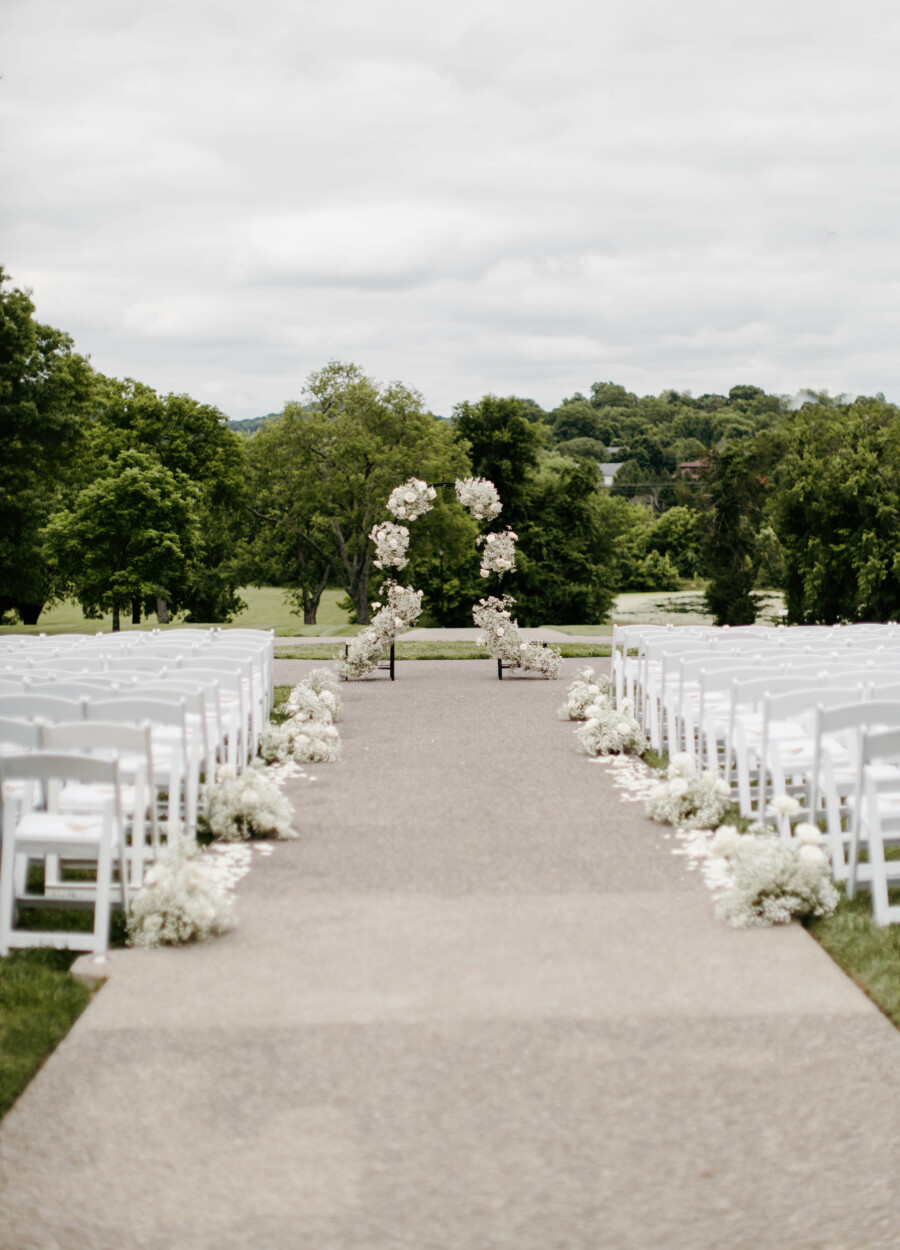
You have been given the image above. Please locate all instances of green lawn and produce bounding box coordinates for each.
[276,640,612,661]
[0,949,93,1120]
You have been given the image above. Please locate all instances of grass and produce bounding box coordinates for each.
[805,889,900,1028]
[0,948,95,1120]
[276,640,612,661]
[0,587,359,638]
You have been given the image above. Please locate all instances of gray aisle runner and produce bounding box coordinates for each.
[1,660,899,1250]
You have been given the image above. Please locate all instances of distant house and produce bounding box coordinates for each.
[599,462,625,487]
[677,459,710,480]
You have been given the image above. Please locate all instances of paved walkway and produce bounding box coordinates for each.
[1,660,899,1249]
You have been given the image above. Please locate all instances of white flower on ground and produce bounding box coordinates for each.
[710,825,742,857]
[766,794,802,818]
[127,838,235,948]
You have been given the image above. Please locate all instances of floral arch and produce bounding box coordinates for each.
[338,477,560,680]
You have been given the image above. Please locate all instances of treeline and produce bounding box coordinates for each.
[3,267,898,628]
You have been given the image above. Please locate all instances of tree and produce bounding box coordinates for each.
[773,398,900,623]
[646,506,703,579]
[701,441,769,626]
[90,376,246,622]
[0,269,94,622]
[44,451,202,631]
[247,362,468,624]
[451,395,542,526]
[514,460,618,624]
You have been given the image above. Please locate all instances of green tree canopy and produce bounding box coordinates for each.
[774,398,900,623]
[44,450,202,631]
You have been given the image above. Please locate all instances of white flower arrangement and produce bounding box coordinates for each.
[558,667,613,720]
[712,821,839,928]
[126,837,236,948]
[259,717,342,764]
[645,753,731,829]
[471,594,561,679]
[455,477,503,521]
[386,477,437,522]
[338,580,424,679]
[476,527,518,577]
[284,683,334,724]
[370,520,410,571]
[204,759,298,838]
[301,669,342,720]
[575,701,647,756]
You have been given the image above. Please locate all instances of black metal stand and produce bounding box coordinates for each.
[497,640,548,679]
[345,642,395,679]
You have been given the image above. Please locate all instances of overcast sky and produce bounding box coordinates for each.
[3,0,900,419]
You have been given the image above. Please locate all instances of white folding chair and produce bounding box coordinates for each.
[847,727,900,925]
[0,752,128,956]
[85,697,198,840]
[0,694,86,723]
[39,721,158,895]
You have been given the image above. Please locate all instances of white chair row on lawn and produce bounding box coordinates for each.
[0,629,275,769]
[616,626,900,926]
[0,717,178,957]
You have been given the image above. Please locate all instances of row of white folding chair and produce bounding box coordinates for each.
[0,751,129,957]
[0,693,200,839]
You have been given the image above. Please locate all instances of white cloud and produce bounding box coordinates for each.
[2,0,900,417]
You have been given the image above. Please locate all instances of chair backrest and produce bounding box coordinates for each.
[39,719,154,763]
[0,750,122,819]
[103,657,173,674]
[0,716,41,751]
[0,676,26,694]
[0,694,86,723]
[24,679,130,700]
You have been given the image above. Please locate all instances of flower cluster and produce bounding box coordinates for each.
[259,717,342,764]
[455,477,503,521]
[645,753,731,828]
[558,667,613,720]
[126,838,236,948]
[204,759,298,837]
[282,683,336,724]
[473,594,525,664]
[711,819,839,928]
[338,581,424,679]
[386,477,436,521]
[370,521,410,571]
[472,594,561,679]
[477,528,518,577]
[575,700,646,756]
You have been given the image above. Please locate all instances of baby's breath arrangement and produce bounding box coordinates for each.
[126,838,235,948]
[259,717,342,764]
[477,527,518,577]
[711,814,839,927]
[386,477,437,521]
[305,667,341,698]
[338,580,424,679]
[369,520,410,571]
[645,753,731,828]
[575,700,646,756]
[283,683,335,724]
[204,759,297,838]
[472,594,562,679]
[455,476,503,521]
[558,667,613,720]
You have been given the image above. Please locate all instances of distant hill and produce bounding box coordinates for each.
[228,414,279,436]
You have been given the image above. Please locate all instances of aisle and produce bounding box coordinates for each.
[1,661,898,1250]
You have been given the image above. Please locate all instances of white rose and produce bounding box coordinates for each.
[405,491,416,502]
[798,844,827,868]
[768,794,801,817]
[795,822,823,844]
[710,825,741,857]
[480,570,490,578]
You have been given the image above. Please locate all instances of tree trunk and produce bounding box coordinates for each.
[131,598,141,625]
[304,605,317,624]
[112,596,120,632]
[156,596,169,624]
[16,601,43,625]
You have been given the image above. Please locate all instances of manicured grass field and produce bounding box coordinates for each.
[276,641,612,661]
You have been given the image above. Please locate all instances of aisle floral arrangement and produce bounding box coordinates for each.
[575,701,646,756]
[455,476,503,520]
[645,753,731,828]
[127,838,236,948]
[204,759,298,837]
[476,527,518,577]
[558,667,613,720]
[259,716,342,763]
[338,581,424,679]
[369,520,410,571]
[472,594,562,679]
[387,477,436,521]
[710,813,839,927]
